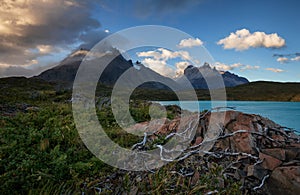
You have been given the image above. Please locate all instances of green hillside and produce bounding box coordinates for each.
[1,77,300,102]
[225,81,300,101]
[133,81,300,102]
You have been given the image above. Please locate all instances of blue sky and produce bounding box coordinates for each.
[94,0,300,82]
[0,0,299,82]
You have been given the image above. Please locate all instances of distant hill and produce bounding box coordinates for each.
[225,81,300,101]
[132,81,300,101]
[1,77,300,102]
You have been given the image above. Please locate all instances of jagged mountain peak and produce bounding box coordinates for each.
[35,48,180,90]
[177,62,249,89]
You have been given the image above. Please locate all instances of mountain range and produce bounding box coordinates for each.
[36,48,249,90]
[3,37,297,102]
[176,63,248,89]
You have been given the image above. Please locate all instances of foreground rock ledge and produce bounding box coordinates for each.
[129,110,300,194]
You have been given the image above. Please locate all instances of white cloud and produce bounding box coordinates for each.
[291,56,300,61]
[265,68,285,73]
[277,57,289,64]
[137,48,192,61]
[174,50,192,61]
[141,58,176,78]
[137,48,201,78]
[214,62,241,71]
[70,50,90,57]
[273,55,300,63]
[240,65,260,71]
[177,38,203,48]
[37,45,55,54]
[217,29,285,51]
[175,61,190,76]
[214,62,259,71]
[0,59,38,68]
[137,50,161,59]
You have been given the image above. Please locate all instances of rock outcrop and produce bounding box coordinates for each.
[128,110,300,194]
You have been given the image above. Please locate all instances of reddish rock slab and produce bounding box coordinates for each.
[247,164,268,180]
[261,148,286,161]
[271,134,286,142]
[285,147,300,161]
[230,131,253,154]
[267,166,300,195]
[259,152,282,170]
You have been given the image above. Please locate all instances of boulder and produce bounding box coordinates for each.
[129,110,300,194]
[267,166,300,195]
[261,148,286,161]
[285,146,300,161]
[259,152,282,170]
[247,164,268,180]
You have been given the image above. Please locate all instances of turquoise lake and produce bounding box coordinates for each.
[158,101,300,132]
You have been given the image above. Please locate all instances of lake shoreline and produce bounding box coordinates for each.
[158,100,300,132]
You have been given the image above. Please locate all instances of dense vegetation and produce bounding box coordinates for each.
[1,77,300,102]
[1,105,242,194]
[2,77,299,193]
[225,81,300,101]
[132,81,300,101]
[0,77,243,194]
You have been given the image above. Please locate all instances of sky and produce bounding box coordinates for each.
[0,0,300,82]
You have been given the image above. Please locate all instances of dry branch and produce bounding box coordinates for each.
[253,175,269,191]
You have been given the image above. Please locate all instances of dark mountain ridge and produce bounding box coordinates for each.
[176,63,249,89]
[36,48,180,90]
[36,48,250,91]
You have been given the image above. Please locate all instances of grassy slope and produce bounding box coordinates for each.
[0,77,242,194]
[0,77,74,106]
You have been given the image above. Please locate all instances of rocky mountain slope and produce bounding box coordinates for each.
[36,49,248,90]
[36,48,180,90]
[176,63,249,89]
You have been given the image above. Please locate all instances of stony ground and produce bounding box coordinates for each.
[107,109,300,194]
